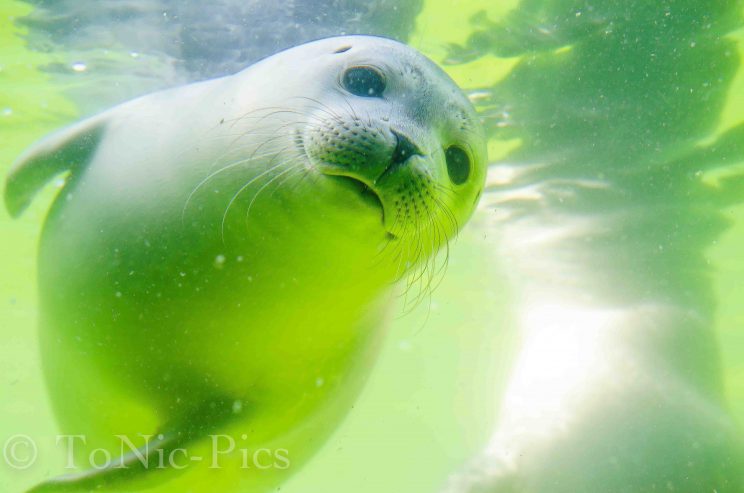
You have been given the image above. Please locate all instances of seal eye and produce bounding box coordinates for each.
[445,145,471,185]
[342,66,386,98]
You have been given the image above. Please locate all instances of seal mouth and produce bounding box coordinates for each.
[296,129,395,238]
[327,175,395,238]
[328,175,384,212]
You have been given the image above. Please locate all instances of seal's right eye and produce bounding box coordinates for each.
[342,66,386,98]
[445,145,471,185]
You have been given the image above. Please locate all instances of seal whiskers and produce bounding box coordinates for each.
[219,153,303,240]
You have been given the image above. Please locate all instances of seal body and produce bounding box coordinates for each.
[5,35,486,491]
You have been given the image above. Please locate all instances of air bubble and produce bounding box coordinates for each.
[232,400,243,413]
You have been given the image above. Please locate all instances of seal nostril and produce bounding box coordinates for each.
[390,130,423,167]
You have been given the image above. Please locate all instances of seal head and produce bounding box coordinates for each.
[300,37,486,257]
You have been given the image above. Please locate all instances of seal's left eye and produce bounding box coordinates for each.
[342,66,386,98]
[445,145,471,185]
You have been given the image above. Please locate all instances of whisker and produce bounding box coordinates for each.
[220,154,299,241]
[182,146,289,223]
[181,110,317,223]
[289,96,345,122]
[244,162,302,220]
[269,166,308,198]
[340,94,360,121]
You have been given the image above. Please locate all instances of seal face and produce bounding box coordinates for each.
[4,35,486,492]
[300,40,486,261]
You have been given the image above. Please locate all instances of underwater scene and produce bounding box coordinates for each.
[1,1,743,492]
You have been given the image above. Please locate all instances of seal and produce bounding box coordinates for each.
[5,35,486,492]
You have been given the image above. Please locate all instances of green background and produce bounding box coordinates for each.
[1,0,742,491]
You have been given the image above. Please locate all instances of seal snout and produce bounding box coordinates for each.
[305,114,436,236]
[376,129,424,184]
[390,129,423,166]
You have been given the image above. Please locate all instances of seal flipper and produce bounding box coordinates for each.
[4,113,108,218]
[26,397,239,493]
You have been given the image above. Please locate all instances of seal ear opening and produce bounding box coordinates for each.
[4,114,108,218]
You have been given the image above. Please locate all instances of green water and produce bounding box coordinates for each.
[1,0,744,492]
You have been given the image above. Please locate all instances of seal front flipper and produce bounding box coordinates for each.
[26,397,238,493]
[4,112,108,218]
